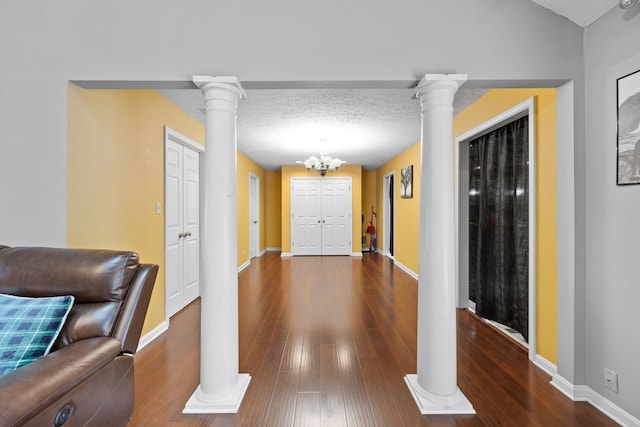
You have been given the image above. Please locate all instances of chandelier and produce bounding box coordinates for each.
[300,154,345,177]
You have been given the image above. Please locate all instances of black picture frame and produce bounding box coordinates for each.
[617,69,640,185]
[400,165,413,198]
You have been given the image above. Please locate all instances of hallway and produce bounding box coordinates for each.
[131,253,614,426]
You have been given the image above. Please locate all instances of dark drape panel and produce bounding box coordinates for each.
[468,141,481,304]
[389,175,394,256]
[468,116,529,341]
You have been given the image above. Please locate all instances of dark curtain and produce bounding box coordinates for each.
[468,116,529,341]
[389,175,394,256]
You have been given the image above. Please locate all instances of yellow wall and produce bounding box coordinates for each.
[265,170,282,249]
[67,85,273,337]
[68,85,556,362]
[281,165,362,254]
[361,170,377,248]
[376,143,421,273]
[237,151,267,266]
[453,88,558,364]
[67,85,205,336]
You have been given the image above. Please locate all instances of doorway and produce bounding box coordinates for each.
[456,98,537,361]
[164,127,203,319]
[383,172,395,257]
[249,173,260,259]
[291,177,352,256]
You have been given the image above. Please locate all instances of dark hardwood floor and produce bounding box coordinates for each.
[130,252,615,426]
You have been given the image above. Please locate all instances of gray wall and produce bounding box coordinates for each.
[0,0,583,246]
[584,7,640,419]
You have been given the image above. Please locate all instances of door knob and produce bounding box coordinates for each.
[178,232,185,238]
[185,232,192,237]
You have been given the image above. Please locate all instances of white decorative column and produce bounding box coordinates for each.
[404,74,474,414]
[184,76,251,414]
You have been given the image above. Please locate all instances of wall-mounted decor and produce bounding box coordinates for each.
[400,165,413,198]
[617,69,640,185]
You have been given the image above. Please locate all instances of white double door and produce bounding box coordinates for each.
[291,177,351,256]
[165,136,201,318]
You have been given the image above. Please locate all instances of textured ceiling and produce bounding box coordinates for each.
[158,88,489,170]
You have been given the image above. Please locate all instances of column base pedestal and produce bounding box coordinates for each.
[404,374,475,415]
[183,374,251,414]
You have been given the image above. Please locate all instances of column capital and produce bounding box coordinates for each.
[193,75,247,100]
[414,74,467,101]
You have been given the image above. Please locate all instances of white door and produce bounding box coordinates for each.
[165,131,201,318]
[292,179,322,255]
[321,179,350,255]
[249,174,259,259]
[291,177,351,256]
[182,147,200,305]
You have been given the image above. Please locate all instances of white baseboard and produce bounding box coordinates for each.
[533,354,557,377]
[551,374,640,427]
[513,336,637,426]
[137,319,169,352]
[279,252,361,257]
[586,389,640,427]
[258,249,266,257]
[394,259,418,281]
[550,374,583,400]
[237,260,250,273]
[265,247,281,252]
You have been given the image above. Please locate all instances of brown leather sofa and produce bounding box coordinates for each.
[0,246,158,426]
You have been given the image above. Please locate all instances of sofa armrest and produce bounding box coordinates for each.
[0,337,121,426]
[113,263,158,354]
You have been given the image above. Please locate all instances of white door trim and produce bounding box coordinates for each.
[164,126,203,322]
[455,97,537,361]
[166,127,204,154]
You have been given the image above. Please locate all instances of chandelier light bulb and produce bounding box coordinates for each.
[620,0,638,9]
[298,153,345,177]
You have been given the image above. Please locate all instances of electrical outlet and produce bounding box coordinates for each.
[155,202,162,215]
[604,368,618,393]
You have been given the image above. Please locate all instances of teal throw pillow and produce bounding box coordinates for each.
[0,293,74,377]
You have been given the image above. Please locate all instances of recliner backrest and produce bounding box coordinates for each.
[0,246,141,351]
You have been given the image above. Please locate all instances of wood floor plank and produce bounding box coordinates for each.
[265,370,299,427]
[318,343,348,427]
[130,253,618,427]
[293,392,321,427]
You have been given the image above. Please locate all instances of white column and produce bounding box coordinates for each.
[404,74,475,414]
[183,76,251,414]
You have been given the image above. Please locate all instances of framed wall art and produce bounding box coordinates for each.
[617,69,640,185]
[400,165,413,198]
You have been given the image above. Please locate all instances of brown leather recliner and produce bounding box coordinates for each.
[0,246,158,426]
